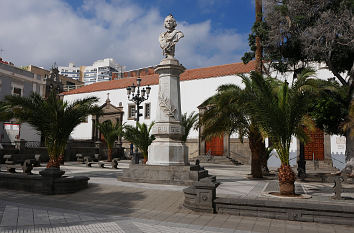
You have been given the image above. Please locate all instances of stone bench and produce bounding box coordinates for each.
[1,154,37,174]
[84,154,103,168]
[76,153,84,163]
[84,156,119,169]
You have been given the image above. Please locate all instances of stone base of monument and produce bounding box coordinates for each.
[120,164,210,186]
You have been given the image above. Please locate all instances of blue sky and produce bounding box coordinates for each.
[0,0,255,70]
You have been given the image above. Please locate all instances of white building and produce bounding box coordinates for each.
[62,61,346,169]
[58,63,80,80]
[83,58,123,85]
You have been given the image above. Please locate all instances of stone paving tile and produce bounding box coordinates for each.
[189,213,215,229]
[18,207,34,226]
[204,214,228,228]
[33,209,50,226]
[221,214,243,230]
[1,205,18,227]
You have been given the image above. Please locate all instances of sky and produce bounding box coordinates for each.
[0,0,255,71]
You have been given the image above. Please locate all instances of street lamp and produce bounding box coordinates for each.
[126,77,151,164]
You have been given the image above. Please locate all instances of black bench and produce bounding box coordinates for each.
[1,154,40,174]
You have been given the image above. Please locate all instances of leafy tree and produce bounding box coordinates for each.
[97,120,124,162]
[2,91,99,168]
[244,0,354,163]
[181,111,198,142]
[199,84,265,178]
[123,122,155,162]
[309,82,350,135]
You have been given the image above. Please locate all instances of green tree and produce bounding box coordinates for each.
[97,120,125,162]
[181,111,198,143]
[2,91,99,168]
[199,84,264,178]
[246,69,317,194]
[123,122,155,162]
[244,0,354,164]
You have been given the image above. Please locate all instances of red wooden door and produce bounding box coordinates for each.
[304,128,324,160]
[205,136,224,156]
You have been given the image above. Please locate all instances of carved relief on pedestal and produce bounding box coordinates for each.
[151,123,183,135]
[159,92,177,120]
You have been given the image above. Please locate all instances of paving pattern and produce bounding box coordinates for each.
[0,161,353,233]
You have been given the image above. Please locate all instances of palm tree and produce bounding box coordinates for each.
[181,111,198,142]
[97,120,125,162]
[245,69,316,194]
[199,84,265,178]
[123,122,155,163]
[2,91,99,168]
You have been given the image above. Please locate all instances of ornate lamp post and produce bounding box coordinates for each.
[126,77,151,164]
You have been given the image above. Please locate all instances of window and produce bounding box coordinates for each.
[13,87,22,96]
[11,82,23,96]
[128,104,136,120]
[145,103,151,119]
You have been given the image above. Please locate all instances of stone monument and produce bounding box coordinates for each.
[121,14,209,185]
[147,14,188,165]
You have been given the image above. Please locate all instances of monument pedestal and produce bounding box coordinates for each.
[121,164,209,186]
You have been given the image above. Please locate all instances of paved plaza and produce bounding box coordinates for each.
[0,161,353,233]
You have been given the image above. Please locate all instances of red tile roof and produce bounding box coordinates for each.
[62,60,256,96]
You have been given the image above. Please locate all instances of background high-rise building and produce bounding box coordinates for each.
[83,58,123,85]
[58,63,80,81]
[58,59,124,85]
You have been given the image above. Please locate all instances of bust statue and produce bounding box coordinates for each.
[159,14,184,59]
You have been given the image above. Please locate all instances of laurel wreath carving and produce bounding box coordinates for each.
[159,92,177,120]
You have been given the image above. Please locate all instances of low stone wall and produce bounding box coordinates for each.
[0,172,89,195]
[183,183,354,226]
[214,197,354,226]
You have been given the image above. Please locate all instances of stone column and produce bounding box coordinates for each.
[148,58,188,165]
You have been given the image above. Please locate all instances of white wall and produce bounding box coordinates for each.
[64,74,244,140]
[64,66,345,168]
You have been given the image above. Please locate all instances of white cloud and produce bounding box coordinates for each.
[0,0,248,70]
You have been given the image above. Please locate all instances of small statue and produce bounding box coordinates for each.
[159,14,184,59]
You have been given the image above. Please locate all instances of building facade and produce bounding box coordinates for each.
[24,65,84,95]
[62,61,346,169]
[83,58,123,85]
[0,62,46,144]
[58,63,80,81]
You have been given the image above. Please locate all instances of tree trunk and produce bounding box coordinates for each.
[107,148,112,162]
[255,0,263,74]
[345,129,354,162]
[260,141,269,175]
[249,124,263,178]
[345,62,354,167]
[47,156,60,168]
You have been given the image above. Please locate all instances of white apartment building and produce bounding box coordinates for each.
[58,63,80,81]
[83,58,123,85]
